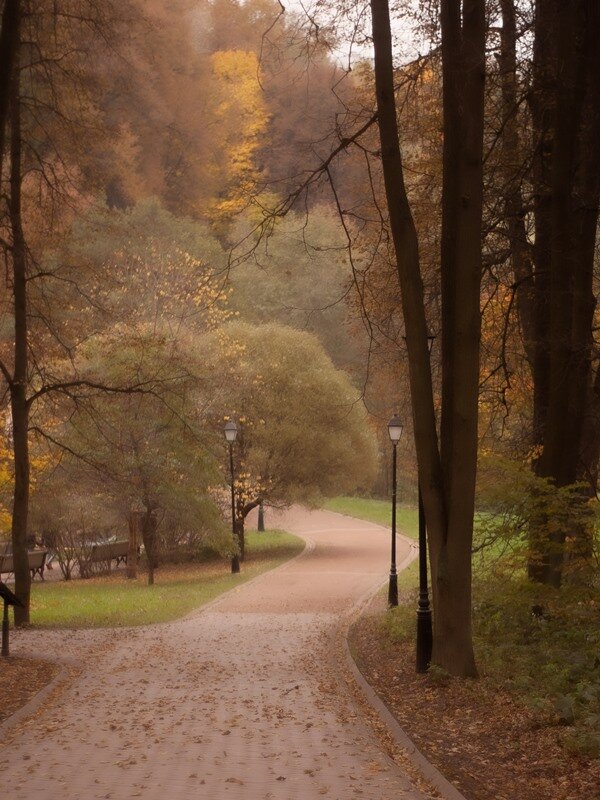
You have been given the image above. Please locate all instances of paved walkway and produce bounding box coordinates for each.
[3,508,427,800]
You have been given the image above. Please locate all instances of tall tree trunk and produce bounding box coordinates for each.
[239,498,261,560]
[499,0,535,363]
[574,366,600,566]
[531,0,600,586]
[0,0,20,177]
[141,510,158,586]
[9,31,31,626]
[566,13,600,574]
[436,0,485,677]
[370,0,485,678]
[236,518,245,562]
[511,0,600,584]
[529,0,557,461]
[525,0,557,583]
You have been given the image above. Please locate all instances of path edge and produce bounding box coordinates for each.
[0,657,75,739]
[181,533,315,619]
[0,535,313,735]
[342,534,470,800]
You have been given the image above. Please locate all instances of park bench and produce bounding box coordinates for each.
[89,540,129,567]
[0,550,48,581]
[78,540,131,575]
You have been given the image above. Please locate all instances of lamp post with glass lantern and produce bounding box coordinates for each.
[387,415,403,607]
[224,420,240,574]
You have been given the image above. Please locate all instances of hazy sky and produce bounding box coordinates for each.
[283,0,427,67]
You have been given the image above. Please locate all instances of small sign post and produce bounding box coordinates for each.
[0,582,24,658]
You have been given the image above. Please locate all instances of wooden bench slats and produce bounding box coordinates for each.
[0,551,48,580]
[0,540,131,580]
[87,540,129,566]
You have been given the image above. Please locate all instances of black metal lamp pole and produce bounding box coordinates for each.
[388,440,398,606]
[387,416,404,607]
[416,483,433,672]
[224,420,240,574]
[415,332,435,672]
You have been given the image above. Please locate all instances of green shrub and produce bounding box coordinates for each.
[473,573,600,756]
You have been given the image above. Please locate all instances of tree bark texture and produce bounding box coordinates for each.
[371,0,485,677]
[0,0,20,178]
[9,25,31,626]
[529,0,556,456]
[235,518,245,562]
[437,0,485,677]
[141,511,158,586]
[499,0,536,364]
[239,497,262,561]
[528,0,600,585]
[127,510,141,580]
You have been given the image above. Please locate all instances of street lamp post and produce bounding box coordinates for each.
[416,333,435,672]
[224,420,240,574]
[387,415,404,607]
[416,483,433,672]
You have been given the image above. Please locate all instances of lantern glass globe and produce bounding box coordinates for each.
[387,416,403,443]
[224,420,238,443]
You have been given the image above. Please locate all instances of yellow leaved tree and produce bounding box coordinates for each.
[0,430,53,542]
[207,50,270,226]
[0,437,13,537]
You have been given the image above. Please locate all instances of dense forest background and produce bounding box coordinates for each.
[0,0,598,722]
[0,0,388,619]
[0,1,598,792]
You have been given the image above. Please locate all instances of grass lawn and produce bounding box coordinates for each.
[324,496,499,559]
[323,495,419,539]
[30,529,303,628]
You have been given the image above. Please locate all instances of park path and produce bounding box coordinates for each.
[3,507,427,800]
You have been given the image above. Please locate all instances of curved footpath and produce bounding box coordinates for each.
[2,507,430,800]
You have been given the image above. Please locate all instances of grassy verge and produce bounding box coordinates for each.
[323,495,419,539]
[383,572,600,750]
[323,496,498,554]
[375,575,600,800]
[474,575,600,757]
[332,495,600,767]
[30,529,303,628]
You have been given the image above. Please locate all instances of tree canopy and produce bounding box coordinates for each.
[203,321,378,533]
[0,0,598,708]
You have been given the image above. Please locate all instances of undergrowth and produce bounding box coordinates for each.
[383,573,600,758]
